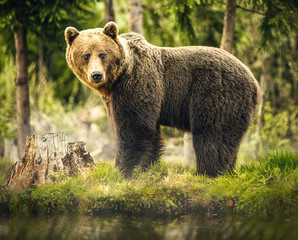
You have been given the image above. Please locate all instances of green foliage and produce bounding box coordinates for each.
[0,0,100,106]
[143,0,223,46]
[239,101,298,161]
[0,0,95,30]
[0,152,297,219]
[259,102,296,152]
[0,158,13,186]
[238,0,298,47]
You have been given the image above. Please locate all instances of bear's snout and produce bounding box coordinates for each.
[91,71,103,83]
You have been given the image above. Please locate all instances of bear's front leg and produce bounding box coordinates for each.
[110,77,164,177]
[114,123,163,177]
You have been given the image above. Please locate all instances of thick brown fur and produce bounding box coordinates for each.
[65,22,260,177]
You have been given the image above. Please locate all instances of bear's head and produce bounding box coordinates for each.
[65,22,124,96]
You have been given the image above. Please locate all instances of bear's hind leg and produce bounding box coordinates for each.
[192,128,238,177]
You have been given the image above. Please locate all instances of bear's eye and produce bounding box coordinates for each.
[84,54,90,61]
[99,53,106,60]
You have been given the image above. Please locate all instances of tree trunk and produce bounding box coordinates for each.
[255,57,270,155]
[105,0,116,23]
[13,25,31,160]
[7,133,94,192]
[184,132,196,167]
[255,75,265,156]
[128,0,143,34]
[220,0,237,52]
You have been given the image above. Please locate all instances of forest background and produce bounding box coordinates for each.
[0,0,297,166]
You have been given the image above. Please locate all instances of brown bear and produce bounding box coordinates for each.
[65,22,260,177]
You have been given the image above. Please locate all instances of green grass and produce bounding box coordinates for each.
[0,151,297,219]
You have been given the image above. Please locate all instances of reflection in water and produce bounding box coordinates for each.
[0,213,297,240]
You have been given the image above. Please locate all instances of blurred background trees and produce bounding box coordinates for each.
[0,0,97,158]
[0,0,297,162]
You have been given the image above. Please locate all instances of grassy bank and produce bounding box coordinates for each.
[0,152,297,219]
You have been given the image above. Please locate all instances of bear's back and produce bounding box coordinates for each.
[118,33,259,131]
[119,33,256,88]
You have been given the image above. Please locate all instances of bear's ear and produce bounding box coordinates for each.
[65,27,80,46]
[103,22,118,39]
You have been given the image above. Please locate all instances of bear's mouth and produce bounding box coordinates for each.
[92,78,102,84]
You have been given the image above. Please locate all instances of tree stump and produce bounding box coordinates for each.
[7,132,94,192]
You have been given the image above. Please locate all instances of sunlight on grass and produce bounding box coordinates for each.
[0,151,297,218]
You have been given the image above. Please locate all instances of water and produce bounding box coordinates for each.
[0,213,297,240]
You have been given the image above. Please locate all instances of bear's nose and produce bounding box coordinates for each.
[91,72,103,83]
